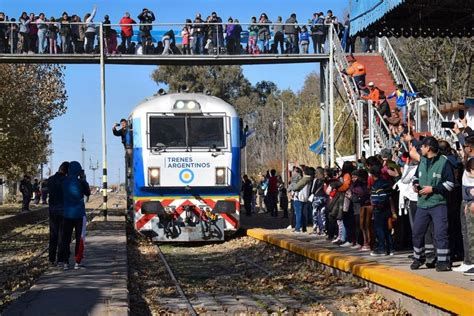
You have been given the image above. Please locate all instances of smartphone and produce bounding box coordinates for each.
[441,121,455,129]
[456,141,461,150]
[459,109,465,120]
[362,150,366,158]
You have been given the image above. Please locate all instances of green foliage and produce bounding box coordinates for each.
[392,37,474,102]
[0,64,67,180]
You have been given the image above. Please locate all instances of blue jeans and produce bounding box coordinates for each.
[37,29,47,54]
[294,200,307,232]
[193,34,204,54]
[373,209,392,253]
[312,197,326,232]
[397,105,407,125]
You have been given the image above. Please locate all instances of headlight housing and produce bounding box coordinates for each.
[215,167,226,185]
[148,167,160,186]
[173,100,201,112]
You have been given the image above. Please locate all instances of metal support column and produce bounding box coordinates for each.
[319,62,326,167]
[279,99,285,185]
[357,101,364,158]
[368,106,374,157]
[99,23,108,220]
[328,25,335,167]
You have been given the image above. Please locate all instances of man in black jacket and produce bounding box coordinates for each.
[19,175,32,212]
[47,162,69,265]
[137,8,155,53]
[112,118,128,147]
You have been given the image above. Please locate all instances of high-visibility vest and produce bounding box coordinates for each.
[347,61,366,76]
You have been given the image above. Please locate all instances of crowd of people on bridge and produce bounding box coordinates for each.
[0,7,379,56]
[244,116,474,276]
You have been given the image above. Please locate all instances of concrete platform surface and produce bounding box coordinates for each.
[3,215,128,316]
[248,228,474,315]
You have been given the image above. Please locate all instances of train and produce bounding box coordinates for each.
[125,92,244,241]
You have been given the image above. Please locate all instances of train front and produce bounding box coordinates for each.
[130,93,242,242]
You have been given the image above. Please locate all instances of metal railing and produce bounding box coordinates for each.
[365,101,392,156]
[378,37,456,143]
[332,27,361,128]
[0,20,331,56]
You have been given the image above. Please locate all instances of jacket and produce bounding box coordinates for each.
[63,161,90,219]
[20,179,32,196]
[413,154,454,208]
[344,61,366,77]
[47,172,66,216]
[388,89,417,107]
[292,175,313,202]
[284,17,297,35]
[362,87,381,104]
[120,16,136,37]
[19,17,30,33]
[85,7,97,33]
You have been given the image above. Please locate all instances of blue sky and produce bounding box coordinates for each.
[2,0,348,185]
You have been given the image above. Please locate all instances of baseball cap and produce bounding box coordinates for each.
[368,82,374,87]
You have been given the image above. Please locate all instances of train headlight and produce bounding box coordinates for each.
[215,167,226,185]
[186,101,197,109]
[148,168,160,186]
[175,101,185,109]
[173,100,201,112]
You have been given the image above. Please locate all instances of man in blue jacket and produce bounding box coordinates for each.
[59,161,91,270]
[47,161,69,265]
[387,84,418,126]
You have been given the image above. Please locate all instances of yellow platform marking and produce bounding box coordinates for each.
[247,228,474,316]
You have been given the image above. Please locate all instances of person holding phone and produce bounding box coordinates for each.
[112,118,129,148]
[411,137,455,272]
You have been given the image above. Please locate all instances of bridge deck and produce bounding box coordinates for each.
[0,53,329,65]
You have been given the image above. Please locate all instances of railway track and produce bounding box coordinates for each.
[154,241,349,315]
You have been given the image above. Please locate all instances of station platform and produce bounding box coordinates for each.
[3,213,129,316]
[247,227,474,315]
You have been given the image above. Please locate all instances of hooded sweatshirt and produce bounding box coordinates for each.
[63,161,90,219]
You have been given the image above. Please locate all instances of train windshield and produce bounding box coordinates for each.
[149,117,186,147]
[188,117,224,147]
[149,116,225,148]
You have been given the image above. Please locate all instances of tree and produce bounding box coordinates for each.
[392,37,474,103]
[151,65,253,104]
[0,64,67,199]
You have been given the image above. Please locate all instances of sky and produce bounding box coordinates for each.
[1,0,349,186]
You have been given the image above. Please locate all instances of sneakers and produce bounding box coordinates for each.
[452,263,474,272]
[63,263,69,270]
[425,261,437,269]
[286,225,292,230]
[370,251,387,257]
[351,244,362,249]
[410,259,425,270]
[331,238,341,244]
[74,263,81,270]
[360,245,371,251]
[435,262,451,272]
[340,241,352,247]
[463,267,474,276]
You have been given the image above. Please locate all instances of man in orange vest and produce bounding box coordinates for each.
[342,58,366,87]
[361,82,381,105]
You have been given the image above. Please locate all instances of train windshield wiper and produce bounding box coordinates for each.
[153,143,167,152]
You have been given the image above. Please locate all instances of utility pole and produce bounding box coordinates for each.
[278,99,285,185]
[89,158,99,188]
[118,168,121,193]
[81,134,86,169]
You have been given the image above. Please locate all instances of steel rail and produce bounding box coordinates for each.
[155,245,198,316]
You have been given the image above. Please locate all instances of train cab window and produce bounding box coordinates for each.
[187,117,225,148]
[149,117,186,147]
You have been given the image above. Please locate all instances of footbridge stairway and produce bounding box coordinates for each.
[332,35,456,157]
